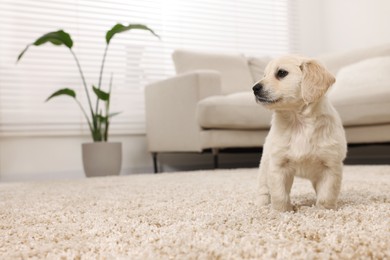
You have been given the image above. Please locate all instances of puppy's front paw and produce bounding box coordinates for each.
[316,200,337,210]
[259,194,270,206]
[272,201,294,212]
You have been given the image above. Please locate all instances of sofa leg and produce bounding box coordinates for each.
[152,152,158,173]
[212,148,219,169]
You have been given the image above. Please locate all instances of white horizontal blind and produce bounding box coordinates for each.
[0,0,297,137]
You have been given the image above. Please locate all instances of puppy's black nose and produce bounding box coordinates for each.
[252,83,263,94]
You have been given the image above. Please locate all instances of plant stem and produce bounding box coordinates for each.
[95,44,109,115]
[75,99,93,134]
[69,49,96,130]
[103,73,113,141]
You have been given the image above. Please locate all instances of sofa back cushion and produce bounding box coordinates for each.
[329,56,390,126]
[172,49,254,94]
[317,44,390,76]
[247,56,272,82]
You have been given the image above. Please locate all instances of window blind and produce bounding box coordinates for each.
[0,0,298,137]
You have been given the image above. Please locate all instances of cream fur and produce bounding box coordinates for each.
[254,55,347,212]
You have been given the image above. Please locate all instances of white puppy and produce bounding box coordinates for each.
[253,55,347,212]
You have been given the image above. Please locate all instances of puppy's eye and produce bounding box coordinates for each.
[276,69,288,79]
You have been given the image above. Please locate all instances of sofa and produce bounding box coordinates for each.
[145,44,390,172]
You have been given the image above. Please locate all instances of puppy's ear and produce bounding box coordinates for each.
[300,60,335,104]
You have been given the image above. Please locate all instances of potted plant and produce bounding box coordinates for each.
[17,23,159,177]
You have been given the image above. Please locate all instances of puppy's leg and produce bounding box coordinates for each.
[258,154,270,206]
[315,163,342,209]
[268,163,294,212]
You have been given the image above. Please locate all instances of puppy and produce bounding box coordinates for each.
[253,55,347,212]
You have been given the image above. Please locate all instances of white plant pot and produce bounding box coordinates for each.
[82,142,122,177]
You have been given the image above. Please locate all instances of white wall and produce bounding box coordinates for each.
[298,0,390,56]
[0,135,154,181]
[297,0,324,56]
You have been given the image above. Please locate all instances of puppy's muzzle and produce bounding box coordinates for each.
[252,82,280,104]
[253,82,266,100]
[252,82,263,95]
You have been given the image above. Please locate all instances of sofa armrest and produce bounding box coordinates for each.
[145,70,222,152]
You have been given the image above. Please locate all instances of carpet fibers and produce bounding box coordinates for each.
[0,165,389,259]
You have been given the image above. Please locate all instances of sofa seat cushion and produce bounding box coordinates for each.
[329,56,390,127]
[196,92,272,130]
[172,50,254,95]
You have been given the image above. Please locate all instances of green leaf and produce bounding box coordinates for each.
[17,46,31,62]
[93,86,110,101]
[105,23,160,44]
[96,114,108,123]
[109,112,122,118]
[46,88,76,102]
[95,112,121,126]
[34,30,73,48]
[17,30,73,62]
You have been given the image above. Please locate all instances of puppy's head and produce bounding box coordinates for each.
[252,55,335,110]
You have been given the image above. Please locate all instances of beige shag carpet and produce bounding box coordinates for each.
[0,166,389,259]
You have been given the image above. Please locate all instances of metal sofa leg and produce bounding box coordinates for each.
[212,148,219,169]
[152,152,158,173]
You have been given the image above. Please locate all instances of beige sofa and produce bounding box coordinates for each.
[145,45,390,172]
